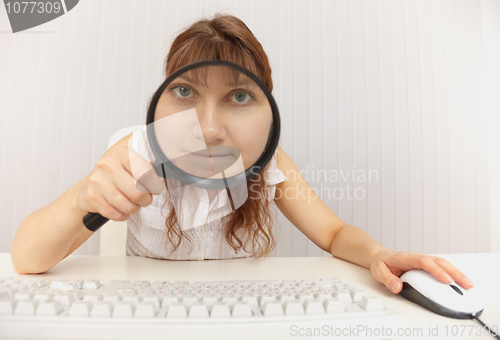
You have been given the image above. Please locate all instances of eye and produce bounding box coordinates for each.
[230,91,253,104]
[172,86,194,98]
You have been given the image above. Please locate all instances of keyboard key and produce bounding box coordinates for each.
[201,293,218,304]
[304,299,325,315]
[232,301,253,317]
[134,302,157,318]
[221,295,237,308]
[188,303,209,318]
[299,279,316,287]
[73,280,85,289]
[82,292,102,303]
[359,296,385,311]
[10,283,29,292]
[284,300,305,316]
[136,288,152,296]
[262,301,284,316]
[25,279,46,290]
[333,289,352,303]
[102,292,122,304]
[181,294,199,308]
[258,294,276,307]
[65,289,83,301]
[132,280,151,288]
[210,302,231,318]
[345,303,365,313]
[156,308,168,318]
[61,281,81,291]
[3,287,19,299]
[91,301,113,317]
[142,294,160,308]
[319,277,340,286]
[14,300,38,315]
[283,280,300,288]
[50,279,67,290]
[314,291,333,301]
[350,289,368,303]
[106,280,133,289]
[68,301,91,317]
[0,299,17,315]
[111,302,134,318]
[0,277,15,286]
[82,279,101,290]
[54,292,75,306]
[122,292,141,306]
[36,279,47,288]
[13,291,34,301]
[324,298,346,314]
[161,294,180,308]
[278,292,296,304]
[152,281,171,289]
[166,303,187,318]
[296,292,315,303]
[36,301,63,316]
[33,291,54,302]
[240,295,259,308]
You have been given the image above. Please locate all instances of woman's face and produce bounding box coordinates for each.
[153,66,273,179]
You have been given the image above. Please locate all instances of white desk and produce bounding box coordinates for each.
[1,253,499,340]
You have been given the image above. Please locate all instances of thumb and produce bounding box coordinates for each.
[136,167,164,195]
[372,263,403,294]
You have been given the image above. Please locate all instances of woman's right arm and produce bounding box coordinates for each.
[11,134,163,274]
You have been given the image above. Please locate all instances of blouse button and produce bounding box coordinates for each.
[199,227,205,234]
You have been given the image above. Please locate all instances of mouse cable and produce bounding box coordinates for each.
[473,316,500,339]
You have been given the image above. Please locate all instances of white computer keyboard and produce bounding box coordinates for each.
[0,276,404,339]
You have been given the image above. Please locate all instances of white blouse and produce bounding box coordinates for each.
[126,127,287,260]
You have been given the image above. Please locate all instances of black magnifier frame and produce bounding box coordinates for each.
[83,60,280,232]
[146,59,281,190]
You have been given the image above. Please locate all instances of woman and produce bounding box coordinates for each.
[11,14,473,295]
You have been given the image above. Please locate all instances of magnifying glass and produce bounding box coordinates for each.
[83,60,280,232]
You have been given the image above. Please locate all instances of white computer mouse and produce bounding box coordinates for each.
[399,269,484,319]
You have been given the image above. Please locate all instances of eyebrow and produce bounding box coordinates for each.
[175,76,259,89]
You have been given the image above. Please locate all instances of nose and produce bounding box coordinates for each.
[195,100,226,144]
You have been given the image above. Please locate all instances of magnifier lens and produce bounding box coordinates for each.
[82,61,279,232]
[151,64,273,184]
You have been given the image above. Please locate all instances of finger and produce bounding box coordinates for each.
[111,166,153,208]
[136,168,165,195]
[123,148,164,194]
[372,262,403,294]
[102,181,142,217]
[101,196,130,221]
[433,257,474,289]
[401,253,454,284]
[89,193,129,222]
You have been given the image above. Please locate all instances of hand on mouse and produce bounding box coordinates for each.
[369,250,475,294]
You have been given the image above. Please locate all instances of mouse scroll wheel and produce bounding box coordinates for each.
[450,284,463,295]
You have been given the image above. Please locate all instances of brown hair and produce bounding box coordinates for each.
[161,14,276,258]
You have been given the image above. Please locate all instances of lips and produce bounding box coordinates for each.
[183,146,239,159]
[192,151,230,157]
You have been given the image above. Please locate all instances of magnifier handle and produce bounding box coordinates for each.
[83,212,109,232]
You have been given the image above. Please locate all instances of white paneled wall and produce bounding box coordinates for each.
[0,0,497,256]
[483,0,500,254]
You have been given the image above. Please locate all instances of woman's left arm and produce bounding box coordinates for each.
[273,147,474,293]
